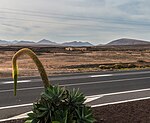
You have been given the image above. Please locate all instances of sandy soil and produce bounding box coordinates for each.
[1,49,150,78]
[93,99,150,123]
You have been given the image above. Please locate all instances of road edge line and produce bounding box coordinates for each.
[91,96,150,107]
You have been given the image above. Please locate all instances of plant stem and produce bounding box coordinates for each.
[12,48,50,95]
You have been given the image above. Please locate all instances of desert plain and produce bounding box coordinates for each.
[1,45,150,78]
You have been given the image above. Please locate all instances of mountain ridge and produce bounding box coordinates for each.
[37,39,58,45]
[107,38,150,45]
[1,38,149,46]
[0,39,93,46]
[62,41,93,47]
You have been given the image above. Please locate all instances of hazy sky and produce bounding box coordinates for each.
[0,0,150,44]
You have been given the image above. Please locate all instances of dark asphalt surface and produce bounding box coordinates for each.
[0,69,150,119]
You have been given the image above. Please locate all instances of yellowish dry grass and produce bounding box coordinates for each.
[1,50,150,78]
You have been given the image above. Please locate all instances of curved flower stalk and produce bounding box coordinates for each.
[12,48,50,95]
[12,48,95,123]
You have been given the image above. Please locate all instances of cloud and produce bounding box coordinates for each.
[0,0,150,44]
[1,23,29,31]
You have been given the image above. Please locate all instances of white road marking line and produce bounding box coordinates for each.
[90,74,112,77]
[1,88,150,121]
[90,71,150,78]
[62,76,150,87]
[0,96,99,111]
[0,111,31,122]
[86,88,150,98]
[114,70,150,76]
[0,103,33,110]
[1,80,31,84]
[91,96,150,107]
[1,70,150,85]
[1,96,150,122]
[85,96,103,103]
[1,76,150,93]
[1,87,150,110]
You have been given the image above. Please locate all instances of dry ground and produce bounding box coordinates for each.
[1,46,150,78]
[1,99,150,123]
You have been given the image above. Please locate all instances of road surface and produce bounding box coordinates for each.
[0,69,150,120]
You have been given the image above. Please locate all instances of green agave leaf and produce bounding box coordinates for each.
[52,121,60,123]
[42,91,53,100]
[72,120,76,123]
[28,113,36,118]
[25,86,95,123]
[24,120,32,123]
[25,119,39,123]
[86,118,97,123]
[38,107,48,111]
[31,119,39,123]
[68,88,85,108]
[75,106,95,123]
[37,111,48,118]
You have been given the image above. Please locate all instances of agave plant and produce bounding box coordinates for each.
[12,48,95,123]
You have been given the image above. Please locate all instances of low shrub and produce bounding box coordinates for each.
[127,64,136,68]
[113,64,124,69]
[137,59,145,63]
[25,86,95,123]
[99,65,112,69]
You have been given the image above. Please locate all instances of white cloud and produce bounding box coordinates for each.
[0,0,150,44]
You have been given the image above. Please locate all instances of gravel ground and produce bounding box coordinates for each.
[93,99,150,123]
[1,99,150,123]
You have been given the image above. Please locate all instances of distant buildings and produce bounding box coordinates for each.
[65,47,87,51]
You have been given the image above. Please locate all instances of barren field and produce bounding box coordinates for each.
[1,45,150,78]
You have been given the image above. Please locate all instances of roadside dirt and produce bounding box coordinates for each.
[93,99,150,123]
[1,99,150,123]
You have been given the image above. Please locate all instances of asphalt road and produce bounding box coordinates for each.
[0,69,150,120]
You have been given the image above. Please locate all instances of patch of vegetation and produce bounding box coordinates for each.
[12,48,95,123]
[127,64,136,68]
[137,59,146,63]
[68,63,145,71]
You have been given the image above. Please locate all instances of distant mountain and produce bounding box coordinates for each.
[0,40,9,45]
[62,41,93,47]
[16,41,35,45]
[0,39,94,46]
[11,40,19,44]
[37,39,57,45]
[107,38,150,45]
